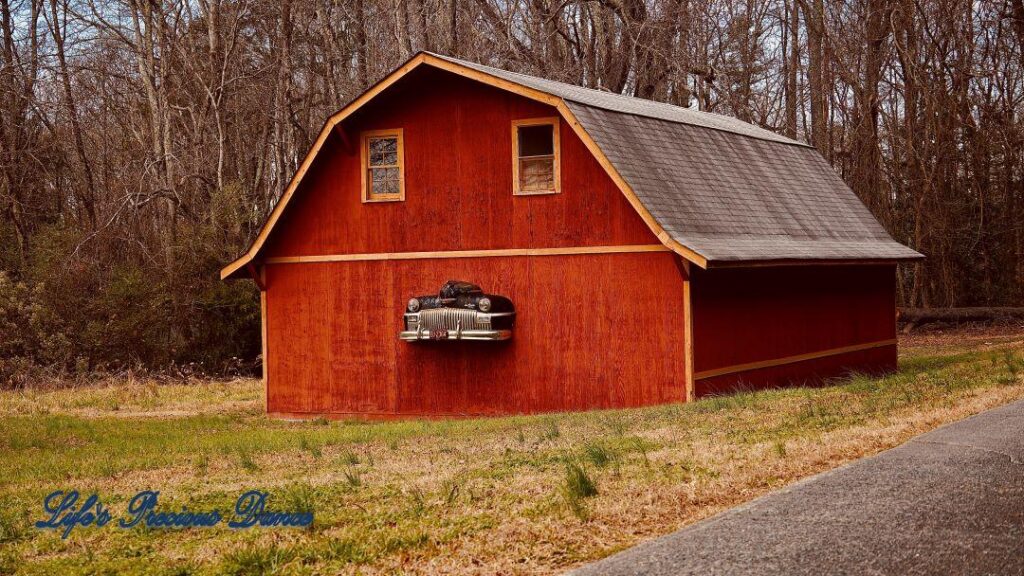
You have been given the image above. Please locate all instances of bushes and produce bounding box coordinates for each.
[0,273,75,386]
[0,220,260,388]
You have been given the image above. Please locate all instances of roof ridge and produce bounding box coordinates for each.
[423,51,813,149]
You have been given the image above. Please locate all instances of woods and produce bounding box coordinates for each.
[0,0,1022,379]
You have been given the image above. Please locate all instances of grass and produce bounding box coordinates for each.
[0,336,1023,574]
[563,460,599,519]
[583,442,613,468]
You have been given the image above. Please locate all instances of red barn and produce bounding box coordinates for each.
[222,53,922,419]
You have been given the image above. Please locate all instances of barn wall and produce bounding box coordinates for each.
[262,66,658,257]
[691,264,897,396]
[264,252,689,417]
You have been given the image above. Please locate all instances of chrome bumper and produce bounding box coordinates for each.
[399,328,512,341]
[401,310,513,341]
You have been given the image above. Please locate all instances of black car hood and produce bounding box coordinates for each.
[438,280,482,299]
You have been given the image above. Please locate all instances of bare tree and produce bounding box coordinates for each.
[0,0,1022,376]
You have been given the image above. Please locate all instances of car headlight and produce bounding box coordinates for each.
[407,298,420,312]
[477,297,492,312]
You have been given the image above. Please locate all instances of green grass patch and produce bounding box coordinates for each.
[0,342,1022,574]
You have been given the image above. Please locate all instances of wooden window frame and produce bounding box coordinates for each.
[512,117,561,196]
[361,128,405,203]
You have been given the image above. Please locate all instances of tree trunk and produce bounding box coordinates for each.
[50,0,98,228]
[801,0,827,154]
[783,0,798,138]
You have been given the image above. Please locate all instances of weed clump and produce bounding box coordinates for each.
[563,459,598,519]
[583,442,613,468]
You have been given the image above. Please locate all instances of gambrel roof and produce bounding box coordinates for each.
[222,52,921,280]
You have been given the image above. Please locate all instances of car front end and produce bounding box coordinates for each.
[399,281,515,341]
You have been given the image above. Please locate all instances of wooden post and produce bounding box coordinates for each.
[260,265,268,414]
[683,266,695,403]
[674,256,695,403]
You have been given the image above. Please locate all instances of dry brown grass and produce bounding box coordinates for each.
[0,374,262,418]
[900,321,1024,356]
[1,334,1023,575]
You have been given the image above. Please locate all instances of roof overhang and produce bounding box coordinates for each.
[220,52,709,280]
[703,256,923,269]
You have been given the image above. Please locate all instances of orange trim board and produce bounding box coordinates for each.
[264,244,672,264]
[694,339,898,380]
[683,276,694,402]
[269,411,538,421]
[260,266,268,414]
[219,52,708,281]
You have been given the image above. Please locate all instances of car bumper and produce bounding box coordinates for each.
[399,329,512,341]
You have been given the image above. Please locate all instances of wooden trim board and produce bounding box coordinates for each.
[260,266,268,414]
[264,244,671,265]
[683,271,695,402]
[220,54,429,280]
[694,339,898,380]
[707,259,912,269]
[220,52,709,280]
[553,103,709,269]
[410,55,708,267]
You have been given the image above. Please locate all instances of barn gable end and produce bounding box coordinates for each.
[258,67,660,260]
[223,52,920,281]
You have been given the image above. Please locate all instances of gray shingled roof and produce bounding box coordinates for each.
[430,53,922,264]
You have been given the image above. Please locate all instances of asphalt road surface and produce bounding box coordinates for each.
[570,399,1024,576]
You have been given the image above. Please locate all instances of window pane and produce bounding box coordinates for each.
[371,173,389,196]
[370,167,401,196]
[370,168,387,195]
[369,137,398,166]
[520,157,554,191]
[518,124,554,157]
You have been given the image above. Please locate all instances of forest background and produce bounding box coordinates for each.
[1,0,1021,381]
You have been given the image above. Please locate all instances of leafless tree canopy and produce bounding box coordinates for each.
[0,0,1022,375]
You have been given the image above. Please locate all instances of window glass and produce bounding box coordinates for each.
[371,167,400,195]
[364,132,402,201]
[519,157,555,192]
[518,125,554,157]
[369,137,398,166]
[515,122,557,194]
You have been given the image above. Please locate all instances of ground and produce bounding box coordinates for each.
[571,396,1024,575]
[1,325,1023,575]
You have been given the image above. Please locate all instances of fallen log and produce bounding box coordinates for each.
[898,307,1024,333]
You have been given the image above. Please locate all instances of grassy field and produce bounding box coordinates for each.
[1,331,1023,575]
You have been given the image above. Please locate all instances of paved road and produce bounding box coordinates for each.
[571,399,1024,576]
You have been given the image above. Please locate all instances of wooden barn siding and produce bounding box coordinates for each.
[696,346,896,397]
[262,67,657,258]
[691,264,898,396]
[263,252,689,417]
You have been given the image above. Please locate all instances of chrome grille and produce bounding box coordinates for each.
[419,308,479,331]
